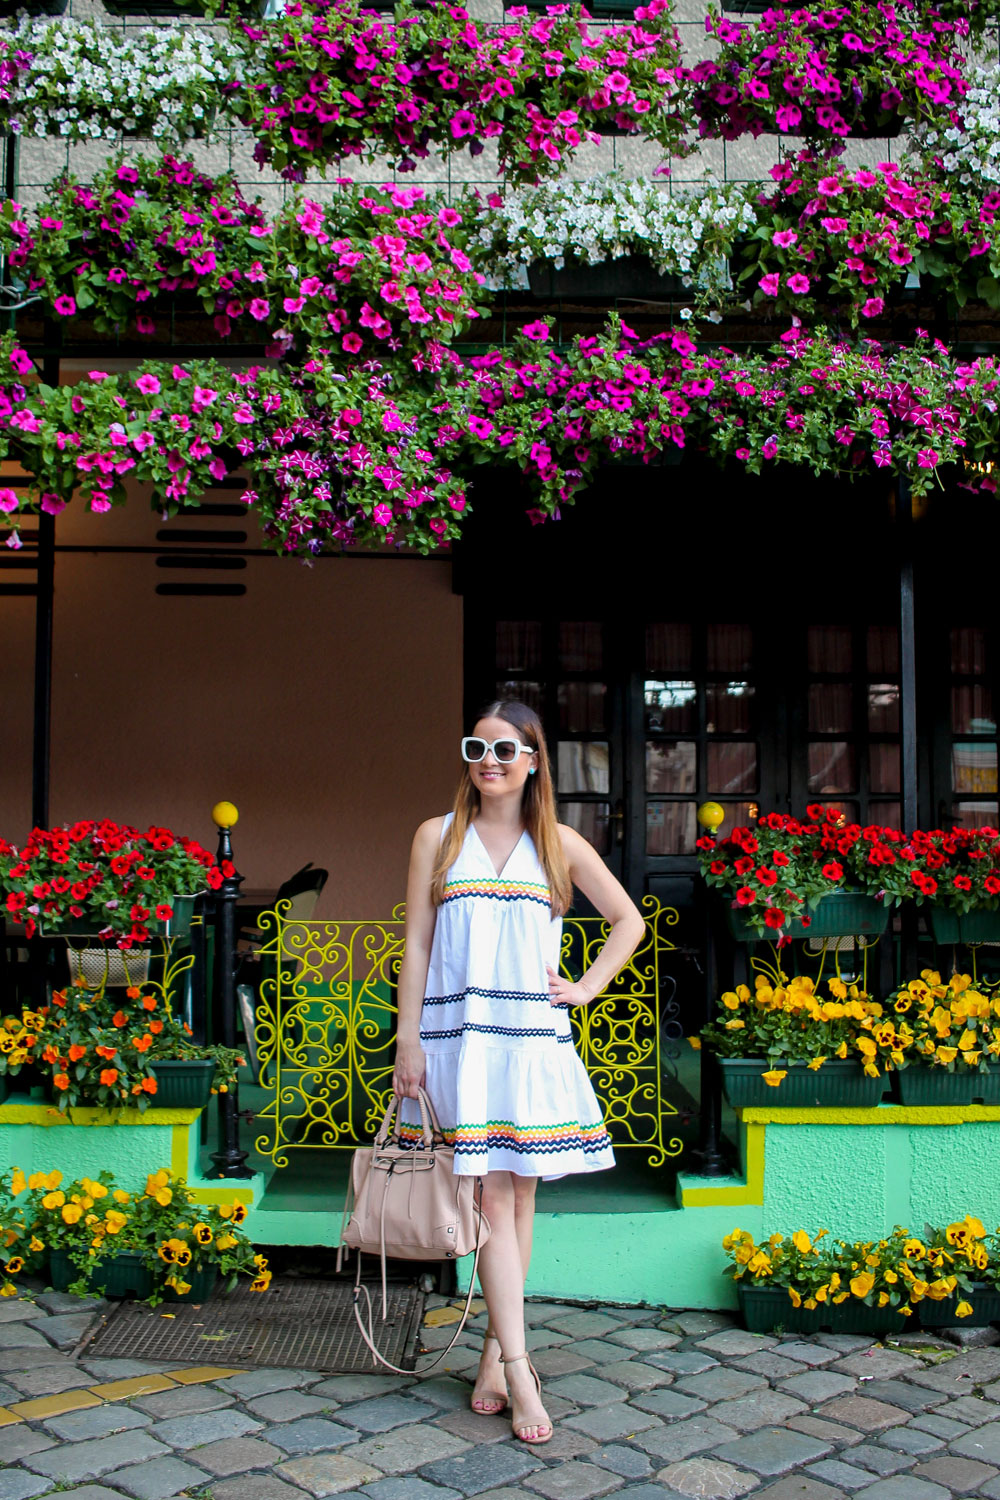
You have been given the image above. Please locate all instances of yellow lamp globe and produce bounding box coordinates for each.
[212,801,239,829]
[697,801,725,834]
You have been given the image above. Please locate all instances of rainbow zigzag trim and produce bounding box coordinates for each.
[398,1117,611,1157]
[442,877,551,907]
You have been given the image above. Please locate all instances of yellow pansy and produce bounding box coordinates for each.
[0,1282,16,1298]
[788,1287,802,1307]
[762,1070,787,1087]
[61,1204,82,1225]
[9,1169,26,1198]
[955,1301,974,1318]
[41,1191,65,1210]
[113,1190,130,1205]
[807,1056,827,1071]
[792,1231,812,1254]
[850,1272,875,1299]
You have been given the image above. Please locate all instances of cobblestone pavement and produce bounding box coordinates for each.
[6,1290,1000,1500]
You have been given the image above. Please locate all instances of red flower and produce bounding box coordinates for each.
[821,862,843,881]
[953,875,972,891]
[985,875,1000,895]
[155,904,174,920]
[772,851,790,867]
[734,856,754,876]
[735,886,756,906]
[764,907,785,929]
[756,867,778,887]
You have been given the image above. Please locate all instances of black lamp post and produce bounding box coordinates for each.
[209,801,252,1179]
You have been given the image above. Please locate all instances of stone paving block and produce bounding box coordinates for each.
[0,1349,68,1376]
[735,1353,804,1382]
[546,1313,625,1339]
[754,1480,849,1500]
[982,1479,1000,1500]
[418,1442,544,1496]
[941,1395,1000,1425]
[587,1489,669,1500]
[906,1348,1000,1394]
[245,1392,337,1423]
[787,1416,865,1448]
[830,1350,920,1381]
[335,1394,441,1433]
[595,1360,673,1392]
[0,1380,21,1402]
[530,1348,596,1378]
[34,1294,107,1318]
[851,1380,944,1414]
[877,1426,942,1455]
[772,1344,840,1368]
[588,1444,652,1479]
[606,1328,681,1353]
[105,1457,212,1499]
[436,1409,512,1445]
[647,1351,720,1378]
[218,1370,324,1399]
[812,1396,910,1432]
[696,1330,778,1357]
[804,1460,872,1492]
[169,1365,245,1385]
[943,1324,1000,1347]
[131,1384,236,1419]
[211,1476,309,1500]
[409,1377,470,1412]
[843,1445,914,1476]
[192,1436,286,1475]
[6,1363,95,1398]
[150,1407,263,1449]
[263,1417,362,1455]
[711,1390,808,1434]
[23,1431,172,1484]
[669,1313,734,1337]
[29,1314,97,1351]
[81,1363,179,1382]
[310,1375,413,1401]
[908,1411,970,1439]
[563,1402,661,1443]
[10,1391,103,1421]
[0,1474,53,1500]
[277,1452,386,1496]
[37,1489,124,1500]
[777,1371,856,1404]
[711,1429,833,1477]
[848,1480,949,1500]
[814,1336,876,1354]
[676,1368,768,1403]
[911,1455,999,1491]
[359,1481,462,1500]
[545,1374,629,1407]
[350,1421,471,1474]
[0,1323,50,1348]
[525,1329,567,1353]
[522,1427,596,1461]
[569,1340,629,1366]
[522,1460,623,1499]
[633,1415,740,1463]
[655,1456,757,1498]
[0,1303,44,1324]
[2,1427,57,1463]
[630,1388,708,1420]
[952,1419,1000,1463]
[43,1406,152,1442]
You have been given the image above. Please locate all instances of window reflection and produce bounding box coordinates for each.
[645,680,696,733]
[558,682,606,734]
[646,801,697,855]
[646,740,696,794]
[951,627,987,676]
[646,623,692,675]
[869,744,901,795]
[952,743,998,795]
[559,622,603,672]
[873,802,902,831]
[809,683,853,734]
[808,626,852,674]
[496,621,541,674]
[558,741,610,795]
[708,742,757,795]
[562,802,611,854]
[496,679,542,715]
[808,742,857,794]
[868,684,900,734]
[707,625,752,673]
[953,802,1000,830]
[706,682,754,733]
[868,625,900,675]
[951,685,996,736]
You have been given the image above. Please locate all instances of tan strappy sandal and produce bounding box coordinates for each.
[470,1329,508,1415]
[500,1352,552,1444]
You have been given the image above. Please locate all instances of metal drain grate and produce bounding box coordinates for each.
[84,1276,426,1373]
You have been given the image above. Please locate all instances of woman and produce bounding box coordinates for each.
[392,700,645,1445]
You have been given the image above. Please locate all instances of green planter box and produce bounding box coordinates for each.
[163,1264,217,1302]
[895,1069,977,1106]
[919,1283,1000,1328]
[149,1059,214,1111]
[739,1283,910,1335]
[727,892,888,943]
[50,1248,153,1300]
[719,1058,886,1109]
[0,1075,10,1106]
[975,1066,1000,1104]
[929,909,1000,945]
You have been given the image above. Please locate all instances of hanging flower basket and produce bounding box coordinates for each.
[527,256,691,301]
[148,1059,214,1111]
[727,891,888,943]
[929,909,1000,945]
[719,1057,885,1110]
[65,941,151,989]
[50,1248,154,1299]
[894,1069,978,1106]
[918,1282,1000,1328]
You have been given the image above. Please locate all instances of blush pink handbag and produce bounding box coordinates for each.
[339,1086,491,1373]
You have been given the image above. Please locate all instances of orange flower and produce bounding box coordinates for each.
[95,1045,117,1060]
[131,1083,143,1096]
[141,1075,158,1094]
[149,1019,164,1034]
[126,986,141,999]
[68,1044,86,1062]
[99,1068,118,1086]
[43,1045,60,1064]
[141,996,157,1011]
[51,991,66,1008]
[53,1073,70,1090]
[132,1035,152,1053]
[112,1011,127,1028]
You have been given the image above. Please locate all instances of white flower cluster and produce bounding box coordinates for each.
[1,17,243,141]
[906,64,1000,190]
[477,175,757,293]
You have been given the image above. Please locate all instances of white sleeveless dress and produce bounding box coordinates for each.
[398,816,615,1179]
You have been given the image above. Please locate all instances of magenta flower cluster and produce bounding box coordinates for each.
[0,38,32,107]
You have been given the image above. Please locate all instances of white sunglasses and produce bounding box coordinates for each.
[461,736,537,764]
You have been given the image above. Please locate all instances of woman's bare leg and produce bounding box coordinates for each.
[474,1171,550,1442]
[472,1173,538,1413]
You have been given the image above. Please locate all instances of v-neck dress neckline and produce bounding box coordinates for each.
[469,822,526,880]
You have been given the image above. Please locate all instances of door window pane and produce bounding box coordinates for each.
[952,685,996,736]
[716,802,758,839]
[951,627,987,676]
[496,621,541,674]
[496,679,542,715]
[953,743,999,795]
[562,801,611,854]
[707,625,752,673]
[868,625,899,675]
[646,740,696,793]
[868,684,900,733]
[808,626,852,674]
[645,680,696,733]
[557,741,609,794]
[646,801,697,855]
[953,801,1000,830]
[872,801,902,830]
[559,622,602,672]
[809,683,853,733]
[808,742,856,794]
[558,681,606,733]
[869,744,901,795]
[706,682,754,733]
[646,623,692,674]
[708,742,757,795]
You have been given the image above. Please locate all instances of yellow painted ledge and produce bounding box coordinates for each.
[0,1104,202,1127]
[679,1123,765,1208]
[739,1104,1000,1126]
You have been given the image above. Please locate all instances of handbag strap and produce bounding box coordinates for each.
[351,1187,489,1377]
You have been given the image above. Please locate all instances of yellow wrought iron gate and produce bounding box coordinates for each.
[252,897,682,1168]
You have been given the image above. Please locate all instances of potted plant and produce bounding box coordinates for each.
[142,1000,245,1110]
[883,970,1000,1105]
[0,1169,45,1299]
[703,972,888,1107]
[0,1009,46,1104]
[915,1215,1000,1327]
[30,986,161,1114]
[697,808,893,940]
[906,828,1000,944]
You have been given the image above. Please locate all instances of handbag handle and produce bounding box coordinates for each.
[375,1086,445,1150]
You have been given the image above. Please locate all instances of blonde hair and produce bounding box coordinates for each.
[431,700,572,916]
